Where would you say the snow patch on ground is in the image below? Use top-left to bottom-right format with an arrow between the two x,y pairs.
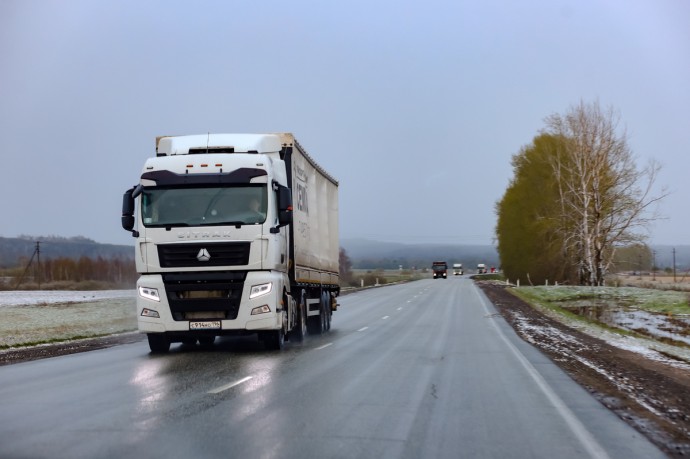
0,290 -> 135,307
514,314 -> 669,416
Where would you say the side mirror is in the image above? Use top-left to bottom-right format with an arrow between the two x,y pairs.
277,185 -> 293,226
121,187 -> 139,236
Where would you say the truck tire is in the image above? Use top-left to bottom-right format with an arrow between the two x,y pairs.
291,292 -> 307,342
325,293 -> 332,331
263,328 -> 284,350
147,333 -> 170,353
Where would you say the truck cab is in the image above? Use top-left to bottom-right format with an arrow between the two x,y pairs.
432,261 -> 448,279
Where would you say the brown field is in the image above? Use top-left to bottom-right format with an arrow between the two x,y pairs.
613,272 -> 690,290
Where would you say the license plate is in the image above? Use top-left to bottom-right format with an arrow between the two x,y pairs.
189,321 -> 221,330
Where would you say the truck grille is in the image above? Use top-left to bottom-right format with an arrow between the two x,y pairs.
157,242 -> 251,268
162,271 -> 246,321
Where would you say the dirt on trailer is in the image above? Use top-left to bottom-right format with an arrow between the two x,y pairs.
476,280 -> 690,457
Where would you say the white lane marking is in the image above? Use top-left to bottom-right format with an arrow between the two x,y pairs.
358,327 -> 369,332
397,307 -> 403,311
473,287 -> 611,459
382,316 -> 390,320
315,343 -> 333,350
208,376 -> 253,394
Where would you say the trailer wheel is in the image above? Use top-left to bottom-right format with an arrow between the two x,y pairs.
319,292 -> 329,332
147,334 -> 170,353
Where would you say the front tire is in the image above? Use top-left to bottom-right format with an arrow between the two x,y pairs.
263,328 -> 285,350
147,334 -> 170,353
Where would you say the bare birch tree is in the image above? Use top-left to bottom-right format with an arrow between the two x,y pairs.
544,100 -> 665,285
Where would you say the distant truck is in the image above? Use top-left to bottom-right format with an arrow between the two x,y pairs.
453,263 -> 463,275
432,261 -> 448,279
477,263 -> 487,274
121,133 -> 339,352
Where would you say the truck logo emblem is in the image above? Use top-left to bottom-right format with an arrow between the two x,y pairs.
196,248 -> 211,261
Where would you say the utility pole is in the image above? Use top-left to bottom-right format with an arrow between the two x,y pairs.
652,250 -> 656,281
673,247 -> 677,283
35,241 -> 41,289
638,253 -> 642,280
14,241 -> 41,289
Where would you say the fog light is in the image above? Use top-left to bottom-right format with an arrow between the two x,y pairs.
141,308 -> 160,318
251,305 -> 271,315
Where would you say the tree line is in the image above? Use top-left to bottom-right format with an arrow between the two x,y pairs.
495,100 -> 665,286
0,256 -> 138,290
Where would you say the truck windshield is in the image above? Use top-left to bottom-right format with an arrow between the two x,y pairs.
141,185 -> 267,227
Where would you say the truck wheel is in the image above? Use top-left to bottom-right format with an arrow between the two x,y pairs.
147,334 -> 170,353
263,329 -> 284,350
291,293 -> 307,342
325,293 -> 332,331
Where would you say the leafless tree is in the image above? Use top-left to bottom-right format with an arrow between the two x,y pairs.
544,100 -> 666,286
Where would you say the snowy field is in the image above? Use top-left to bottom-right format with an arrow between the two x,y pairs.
0,290 -> 137,348
0,290 -> 136,307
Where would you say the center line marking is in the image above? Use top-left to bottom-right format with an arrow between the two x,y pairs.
358,327 -> 369,331
382,316 -> 390,320
208,376 -> 253,394
315,343 -> 333,350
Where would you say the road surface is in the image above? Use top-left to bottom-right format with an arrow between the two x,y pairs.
0,278 -> 665,458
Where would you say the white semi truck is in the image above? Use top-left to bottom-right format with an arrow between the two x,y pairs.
121,133 -> 339,352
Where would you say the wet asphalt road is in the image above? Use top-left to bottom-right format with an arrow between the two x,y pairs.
0,278 -> 666,459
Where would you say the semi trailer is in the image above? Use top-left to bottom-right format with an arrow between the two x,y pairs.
121,133 -> 339,352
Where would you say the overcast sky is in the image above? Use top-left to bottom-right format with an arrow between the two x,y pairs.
1,0 -> 688,248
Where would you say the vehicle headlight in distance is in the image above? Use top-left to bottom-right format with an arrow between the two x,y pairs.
139,286 -> 160,302
249,282 -> 272,299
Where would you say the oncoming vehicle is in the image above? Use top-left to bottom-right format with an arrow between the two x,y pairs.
432,261 -> 448,279
121,133 -> 340,353
453,263 -> 463,275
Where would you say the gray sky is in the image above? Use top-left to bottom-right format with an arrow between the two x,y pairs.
1,0 -> 688,247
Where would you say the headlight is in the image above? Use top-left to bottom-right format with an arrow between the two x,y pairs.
138,286 -> 160,302
249,282 -> 272,299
